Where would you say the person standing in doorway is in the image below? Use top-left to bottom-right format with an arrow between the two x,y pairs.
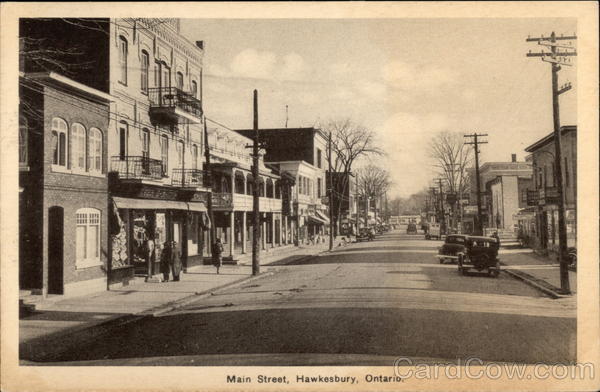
212,238 -> 224,274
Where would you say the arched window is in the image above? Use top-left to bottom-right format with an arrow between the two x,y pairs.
76,208 -> 101,268
118,36 -> 128,85
51,117 -> 68,167
71,123 -> 86,171
88,127 -> 103,173
266,178 -> 274,198
176,72 -> 184,90
192,144 -> 198,170
191,80 -> 198,97
140,50 -> 149,93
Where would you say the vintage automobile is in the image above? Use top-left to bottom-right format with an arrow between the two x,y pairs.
458,236 -> 501,277
406,223 -> 418,234
425,223 -> 441,240
435,234 -> 469,264
356,227 -> 375,242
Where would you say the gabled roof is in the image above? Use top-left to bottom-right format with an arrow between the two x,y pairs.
525,126 -> 577,152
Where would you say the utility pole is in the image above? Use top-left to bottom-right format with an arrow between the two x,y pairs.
203,118 -> 216,253
436,178 -> 446,234
328,132 -> 334,251
527,31 -> 577,294
464,133 -> 488,235
246,90 -> 264,276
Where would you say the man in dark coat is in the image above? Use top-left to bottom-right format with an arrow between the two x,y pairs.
212,238 -> 224,274
171,241 -> 182,281
160,241 -> 172,282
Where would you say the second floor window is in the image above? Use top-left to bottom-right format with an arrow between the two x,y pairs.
192,144 -> 198,170
71,123 -> 86,171
191,80 -> 198,97
564,157 -> 569,187
177,140 -> 184,168
119,123 -> 128,160
88,127 -> 102,173
142,129 -> 150,158
318,178 -> 322,198
176,72 -> 184,90
141,50 -> 149,93
161,135 -> 169,175
118,36 -> 128,85
317,149 -> 322,168
52,117 -> 68,166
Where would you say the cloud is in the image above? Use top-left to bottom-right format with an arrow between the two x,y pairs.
211,49 -> 309,82
356,80 -> 387,100
382,60 -> 457,92
230,48 -> 277,79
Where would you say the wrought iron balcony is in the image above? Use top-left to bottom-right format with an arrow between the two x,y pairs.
148,87 -> 203,124
171,168 -> 207,188
110,156 -> 164,181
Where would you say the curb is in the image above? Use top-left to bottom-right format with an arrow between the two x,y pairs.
148,271 -> 275,317
20,271 -> 274,363
501,269 -> 569,299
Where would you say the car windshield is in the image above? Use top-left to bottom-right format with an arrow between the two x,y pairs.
446,236 -> 465,244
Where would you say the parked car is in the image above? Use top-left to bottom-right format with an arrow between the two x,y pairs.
435,234 -> 469,264
356,228 -> 374,242
458,236 -> 500,277
425,223 -> 441,240
406,223 -> 417,234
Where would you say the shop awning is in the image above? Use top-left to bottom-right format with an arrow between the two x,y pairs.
307,214 -> 327,225
315,210 -> 330,225
112,196 -> 206,212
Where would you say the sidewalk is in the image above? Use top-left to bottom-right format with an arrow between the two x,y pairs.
500,250 -> 577,297
19,240 -> 342,361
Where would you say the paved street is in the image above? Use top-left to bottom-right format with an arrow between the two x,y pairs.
30,230 -> 576,366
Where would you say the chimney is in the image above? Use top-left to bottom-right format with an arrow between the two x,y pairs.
511,154 -> 517,163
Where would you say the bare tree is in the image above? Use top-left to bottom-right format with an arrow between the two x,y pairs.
323,119 -> 383,234
355,165 -> 391,226
428,131 -> 473,231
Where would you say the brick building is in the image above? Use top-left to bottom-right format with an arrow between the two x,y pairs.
524,126 -> 577,254
20,18 -> 211,292
19,72 -> 113,296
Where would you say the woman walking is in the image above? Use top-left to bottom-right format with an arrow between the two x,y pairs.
212,238 -> 224,274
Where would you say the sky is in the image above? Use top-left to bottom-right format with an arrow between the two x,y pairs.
180,18 -> 577,198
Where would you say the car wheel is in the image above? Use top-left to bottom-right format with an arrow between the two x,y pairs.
439,258 -> 444,264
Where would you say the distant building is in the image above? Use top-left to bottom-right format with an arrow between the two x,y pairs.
524,126 -> 577,254
465,155 -> 532,234
235,127 -> 331,243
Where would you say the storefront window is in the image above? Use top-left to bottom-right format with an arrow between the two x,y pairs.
76,208 -> 101,268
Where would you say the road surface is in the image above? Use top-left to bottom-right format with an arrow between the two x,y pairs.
41,230 -> 576,365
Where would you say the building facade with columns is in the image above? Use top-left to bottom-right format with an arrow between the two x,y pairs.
206,125 -> 287,261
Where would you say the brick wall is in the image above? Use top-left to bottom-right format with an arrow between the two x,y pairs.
41,86 -> 109,290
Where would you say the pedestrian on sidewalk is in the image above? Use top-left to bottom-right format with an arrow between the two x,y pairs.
171,241 -> 182,281
212,238 -> 224,274
160,241 -> 172,282
145,235 -> 155,282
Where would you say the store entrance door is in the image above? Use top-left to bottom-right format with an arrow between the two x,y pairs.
48,206 -> 64,294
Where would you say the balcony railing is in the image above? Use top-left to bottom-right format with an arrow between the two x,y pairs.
148,87 -> 203,118
110,156 -> 164,181
171,168 -> 207,188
